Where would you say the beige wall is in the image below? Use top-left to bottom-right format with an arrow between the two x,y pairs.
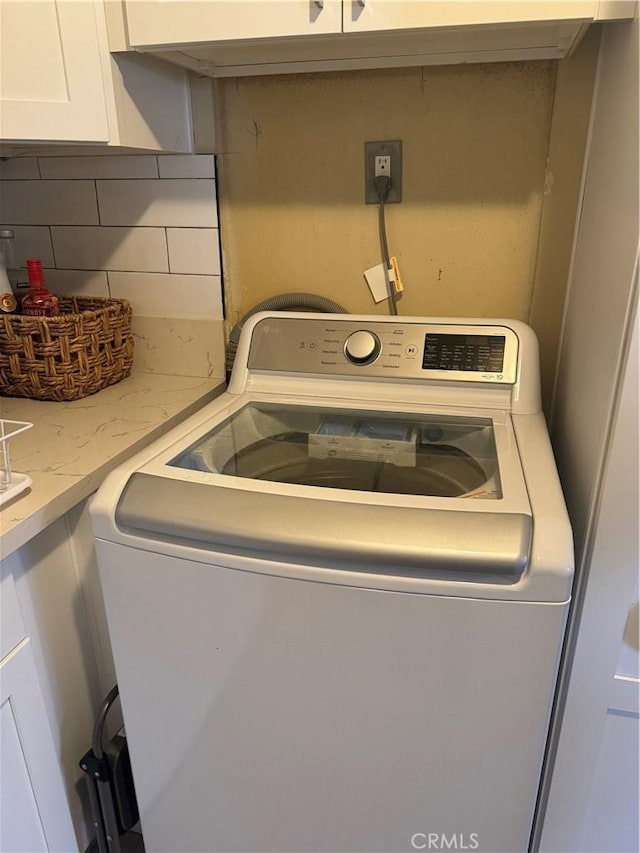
216,61 -> 556,316
216,43 -> 598,404
529,28 -> 600,411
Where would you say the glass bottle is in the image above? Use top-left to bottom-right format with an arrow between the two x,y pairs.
0,229 -> 30,298
0,253 -> 18,313
21,259 -> 60,317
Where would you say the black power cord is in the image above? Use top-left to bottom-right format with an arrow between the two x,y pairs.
374,174 -> 398,316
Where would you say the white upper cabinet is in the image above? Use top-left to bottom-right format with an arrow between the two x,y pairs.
114,0 -> 637,78
124,0 -> 343,47
0,0 -> 209,151
341,1 -> 619,33
0,0 -> 110,143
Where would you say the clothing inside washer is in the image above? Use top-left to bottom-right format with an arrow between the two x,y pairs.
169,402 -> 503,499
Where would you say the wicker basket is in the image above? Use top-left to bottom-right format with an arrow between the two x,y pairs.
0,297 -> 134,402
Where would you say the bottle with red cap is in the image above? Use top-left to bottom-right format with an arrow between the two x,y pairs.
21,260 -> 60,317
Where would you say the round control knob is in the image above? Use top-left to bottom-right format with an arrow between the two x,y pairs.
344,330 -> 381,365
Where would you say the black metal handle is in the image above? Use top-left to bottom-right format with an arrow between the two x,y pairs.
92,684 -> 120,760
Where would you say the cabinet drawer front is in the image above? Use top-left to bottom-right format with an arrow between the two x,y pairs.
0,569 -> 26,660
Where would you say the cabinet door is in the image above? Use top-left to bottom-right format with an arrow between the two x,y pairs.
124,0 -> 342,47
0,0 -> 109,142
342,1 -> 597,33
0,640 -> 78,853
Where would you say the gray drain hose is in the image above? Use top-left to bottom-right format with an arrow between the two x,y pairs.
225,292 -> 348,375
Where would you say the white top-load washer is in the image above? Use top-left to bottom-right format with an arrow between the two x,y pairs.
90,313 -> 573,853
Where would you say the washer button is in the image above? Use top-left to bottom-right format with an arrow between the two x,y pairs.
344,330 -> 381,364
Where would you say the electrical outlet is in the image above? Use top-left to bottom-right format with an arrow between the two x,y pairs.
365,140 -> 402,204
375,155 -> 391,177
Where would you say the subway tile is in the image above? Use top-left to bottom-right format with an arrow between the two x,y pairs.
108,271 -> 223,319
0,180 -> 98,225
51,226 -> 168,273
0,158 -> 40,179
44,269 -> 110,298
97,179 -> 218,227
0,225 -> 54,267
157,155 -> 215,179
167,228 -> 221,275
38,155 -> 158,180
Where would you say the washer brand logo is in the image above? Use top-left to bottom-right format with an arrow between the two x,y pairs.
410,833 -> 480,850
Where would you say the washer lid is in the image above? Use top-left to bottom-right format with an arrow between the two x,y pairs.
114,400 -> 532,579
168,402 -> 503,500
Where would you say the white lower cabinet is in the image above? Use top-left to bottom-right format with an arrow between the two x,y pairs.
2,499 -> 119,852
1,645 -> 47,853
0,573 -> 77,853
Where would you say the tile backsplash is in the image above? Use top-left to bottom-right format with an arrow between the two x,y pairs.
0,154 -> 223,322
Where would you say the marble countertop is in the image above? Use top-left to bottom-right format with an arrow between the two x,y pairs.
0,371 -> 226,559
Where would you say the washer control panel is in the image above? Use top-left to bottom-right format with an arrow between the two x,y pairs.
423,333 -> 506,373
248,318 -> 519,383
